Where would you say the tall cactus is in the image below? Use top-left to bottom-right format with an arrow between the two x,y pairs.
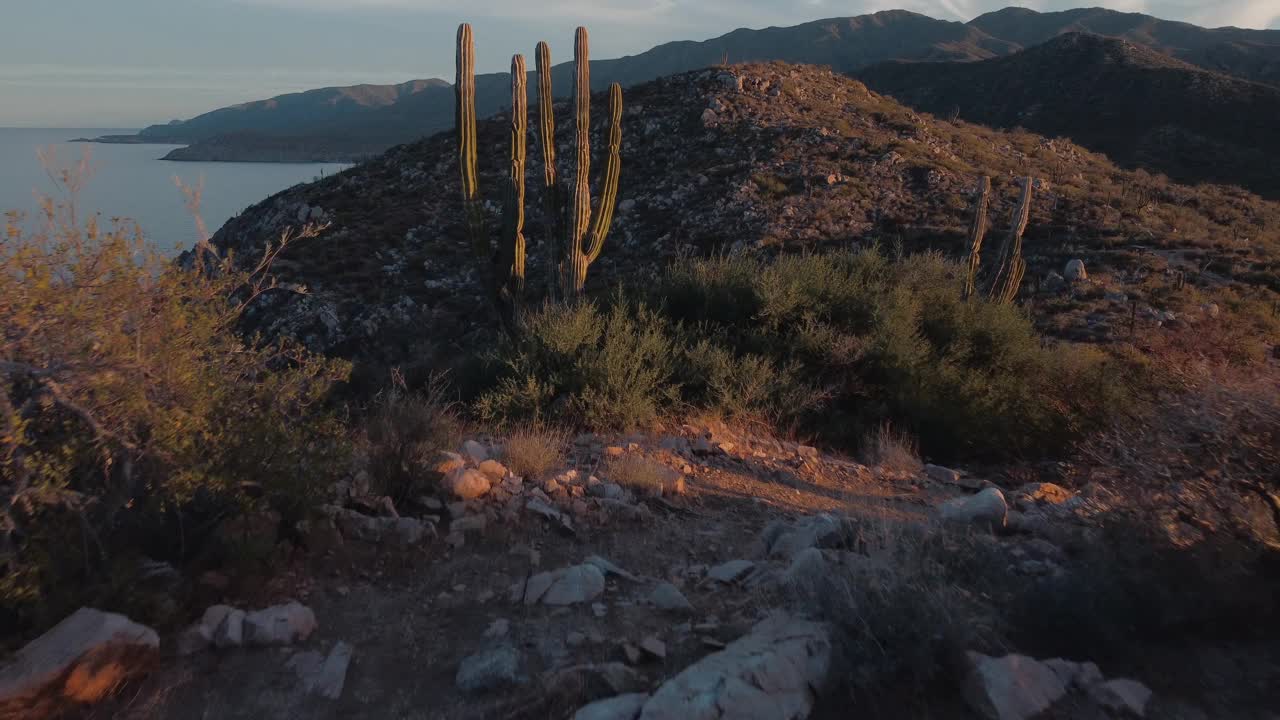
535,41 -> 563,301
455,25 -> 529,328
540,27 -> 623,298
990,177 -> 1033,305
962,175 -> 991,301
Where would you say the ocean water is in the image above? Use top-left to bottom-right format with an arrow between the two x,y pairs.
0,128 -> 350,256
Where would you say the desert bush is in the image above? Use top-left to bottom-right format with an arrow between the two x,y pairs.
501,423 -> 567,479
603,454 -> 676,497
475,295 -> 678,430
1,185 -> 351,639
657,247 -> 1129,460
860,423 -> 923,475
363,374 -> 461,505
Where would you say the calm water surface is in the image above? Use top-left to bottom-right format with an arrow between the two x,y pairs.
0,128 -> 350,255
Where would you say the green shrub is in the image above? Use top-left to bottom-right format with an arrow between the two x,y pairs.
475,295 -> 677,430
1,197 -> 350,640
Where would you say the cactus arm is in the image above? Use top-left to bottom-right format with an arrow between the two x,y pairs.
455,23 -> 487,257
962,175 -> 991,301
535,41 -> 562,299
583,82 -> 622,268
566,26 -> 593,297
497,54 -> 528,307
991,177 -> 1033,304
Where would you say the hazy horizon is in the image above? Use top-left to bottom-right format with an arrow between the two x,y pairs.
4,1 -> 1279,128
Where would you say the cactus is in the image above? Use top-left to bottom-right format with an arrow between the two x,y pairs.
455,25 -> 529,328
535,41 -> 562,301
990,177 -> 1033,305
962,176 -> 991,301
539,27 -> 623,298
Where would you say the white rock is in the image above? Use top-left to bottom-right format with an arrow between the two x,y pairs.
755,514 -> 846,560
289,642 -> 354,700
541,564 -> 607,605
963,652 -> 1067,720
0,608 -> 159,707
574,693 -> 651,720
637,614 -> 832,720
585,555 -> 640,582
940,488 -> 1008,529
243,601 -> 317,646
1064,259 -> 1088,282
781,547 -> 828,591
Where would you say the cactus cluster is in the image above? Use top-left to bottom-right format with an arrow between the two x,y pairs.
962,176 -> 1033,305
455,23 -> 623,328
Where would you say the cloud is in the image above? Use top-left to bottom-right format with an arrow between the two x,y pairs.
225,0 -> 1280,28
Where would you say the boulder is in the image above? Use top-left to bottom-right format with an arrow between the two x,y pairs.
1014,482 -> 1072,507
963,652 -> 1067,720
637,614 -> 832,719
522,564 -> 607,605
1089,678 -> 1152,717
545,662 -> 645,704
477,459 -> 508,480
461,440 -> 490,464
574,693 -> 650,720
781,547 -> 829,591
0,608 -> 159,712
288,642 -> 354,700
754,514 -> 848,560
446,468 -> 491,500
434,451 -> 466,475
706,560 -> 755,584
213,608 -> 246,648
456,645 -> 522,693
585,555 -> 641,582
588,482 -> 628,501
1064,259 -> 1088,282
243,601 -> 317,646
649,583 -> 694,613
940,488 -> 1008,529
924,464 -> 961,484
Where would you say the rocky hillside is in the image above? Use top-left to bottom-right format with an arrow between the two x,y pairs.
206,62 -> 1280,376
970,6 -> 1280,87
859,33 -> 1280,198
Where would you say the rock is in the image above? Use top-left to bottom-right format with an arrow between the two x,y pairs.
963,652 -> 1067,720
639,637 -> 666,660
588,482 -> 628,501
574,693 -> 650,720
545,662 -> 644,701
484,619 -> 511,639
461,440 -> 490,464
0,608 -> 159,710
434,451 -> 466,475
175,623 -> 213,656
456,646 -> 522,693
924,463 -> 960,484
390,517 -> 432,546
636,614 -> 831,720
213,608 -> 246,648
649,583 -> 694,612
1201,302 -> 1221,319
706,560 -> 755,584
523,564 -> 607,605
1064,259 -> 1088,282
940,488 -> 1008,529
701,108 -> 719,126
755,514 -> 848,560
242,601 -> 317,646
1014,482 -> 1072,507
445,468 -> 491,500
289,642 -> 354,700
781,547 -> 829,590
796,445 -> 820,459
477,459 -> 508,480
585,555 -> 641,582
1043,658 -> 1103,690
452,515 -> 487,534
1089,678 -> 1152,717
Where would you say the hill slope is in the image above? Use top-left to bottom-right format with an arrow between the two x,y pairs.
203,62 -> 1280,375
858,33 -> 1280,198
969,6 -> 1280,87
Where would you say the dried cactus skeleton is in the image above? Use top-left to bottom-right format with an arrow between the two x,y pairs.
962,175 -> 991,301
455,23 -> 623,328
987,176 -> 1034,305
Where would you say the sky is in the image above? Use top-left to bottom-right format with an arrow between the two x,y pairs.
3,0 -> 1279,128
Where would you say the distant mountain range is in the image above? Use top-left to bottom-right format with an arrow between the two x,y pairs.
83,5 -> 1280,187
860,32 -> 1280,197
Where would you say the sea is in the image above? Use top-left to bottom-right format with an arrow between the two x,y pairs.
0,128 -> 350,256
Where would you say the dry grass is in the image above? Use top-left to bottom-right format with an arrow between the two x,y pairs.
604,454 -> 681,497
860,423 -> 924,476
501,424 -> 568,479
365,375 -> 463,503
